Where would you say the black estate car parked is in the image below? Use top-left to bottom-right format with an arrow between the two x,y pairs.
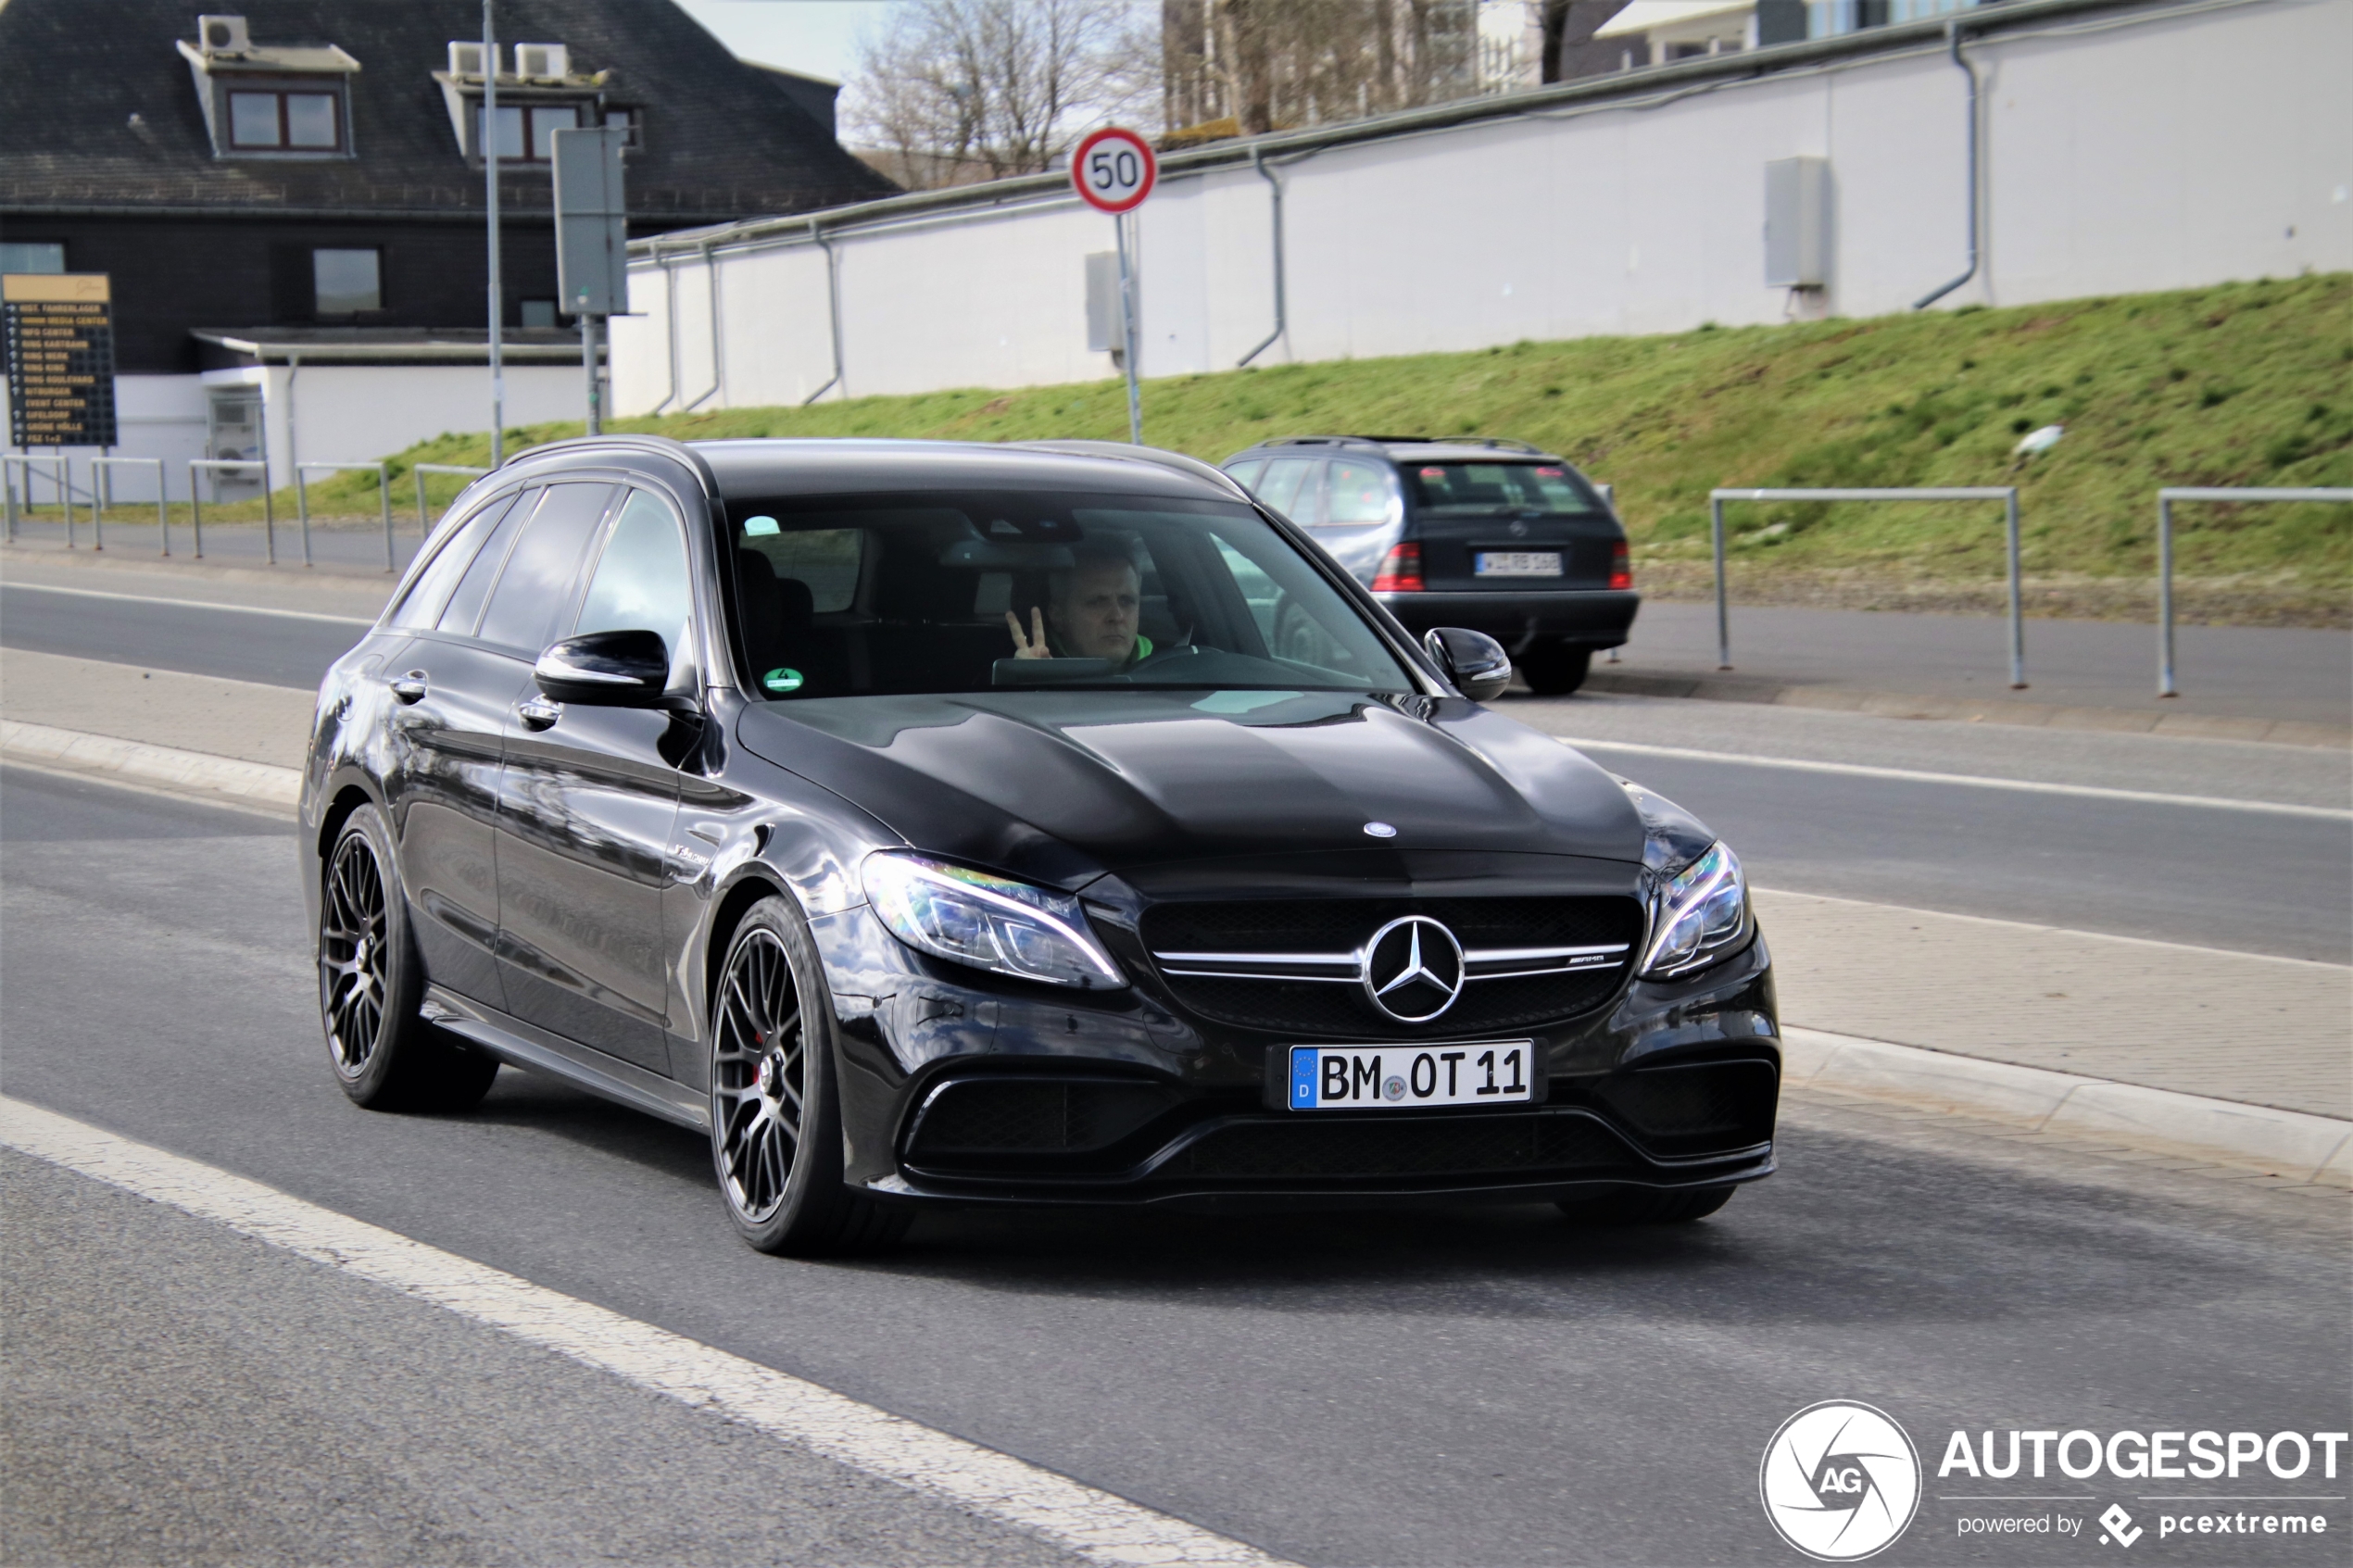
1220,436 -> 1639,695
302,436 -> 1774,1255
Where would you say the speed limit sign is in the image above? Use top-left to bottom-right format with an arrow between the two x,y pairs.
1071,127 -> 1156,214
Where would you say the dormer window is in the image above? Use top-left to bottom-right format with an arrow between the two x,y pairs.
179,14 -> 359,159
435,39 -> 618,165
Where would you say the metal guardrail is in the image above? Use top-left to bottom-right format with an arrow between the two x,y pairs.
3,454 -> 71,544
295,460 -> 396,571
90,456 -> 169,556
1710,486 -> 2027,688
2155,487 -> 2353,697
413,463 -> 491,534
187,459 -> 275,561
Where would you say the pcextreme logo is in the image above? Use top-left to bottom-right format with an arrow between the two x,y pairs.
1761,1401 -> 1924,1562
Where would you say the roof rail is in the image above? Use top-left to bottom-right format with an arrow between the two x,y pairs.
1257,434 -> 1397,450
1257,433 -> 1552,455
506,433 -> 720,494
1007,439 -> 1252,499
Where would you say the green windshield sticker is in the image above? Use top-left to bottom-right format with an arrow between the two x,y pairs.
761,667 -> 804,694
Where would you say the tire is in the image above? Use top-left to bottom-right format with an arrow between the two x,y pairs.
1517,643 -> 1592,696
709,896 -> 911,1256
1556,1185 -> 1734,1226
318,804 -> 500,1113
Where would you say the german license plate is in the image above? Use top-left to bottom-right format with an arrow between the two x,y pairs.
1475,550 -> 1562,577
1288,1042 -> 1535,1110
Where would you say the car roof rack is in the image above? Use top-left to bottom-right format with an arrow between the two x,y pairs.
1254,433 -> 1552,456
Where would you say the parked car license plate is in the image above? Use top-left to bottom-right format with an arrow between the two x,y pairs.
1474,550 -> 1562,577
1288,1042 -> 1534,1110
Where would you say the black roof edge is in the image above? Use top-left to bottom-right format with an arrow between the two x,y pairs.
633,0 -> 2166,258
505,433 -> 718,495
1006,439 -> 1252,499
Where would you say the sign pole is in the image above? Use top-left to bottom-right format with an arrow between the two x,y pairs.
484,0 -> 504,469
1069,126 -> 1156,447
1115,214 -> 1141,445
583,314 -> 601,435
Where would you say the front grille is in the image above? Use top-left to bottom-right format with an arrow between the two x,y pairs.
1161,1110 -> 1631,1180
1591,1060 -> 1779,1157
908,1076 -> 1180,1163
1141,896 -> 1642,1038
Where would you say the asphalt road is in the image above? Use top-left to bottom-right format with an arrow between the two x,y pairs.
4,581 -> 2344,960
3,767 -> 2347,1566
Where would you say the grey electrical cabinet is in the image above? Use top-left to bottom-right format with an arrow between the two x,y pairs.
1764,157 -> 1830,289
1084,252 -> 1126,353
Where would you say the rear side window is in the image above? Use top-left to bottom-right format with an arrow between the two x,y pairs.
435,487 -> 535,635
476,482 -> 618,653
1253,457 -> 1321,523
389,491 -> 522,630
1223,458 -> 1266,490
573,489 -> 693,664
1323,458 -> 1400,526
1410,462 -> 1599,516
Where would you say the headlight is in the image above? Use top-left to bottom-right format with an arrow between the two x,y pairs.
862,852 -> 1126,990
1640,842 -> 1750,979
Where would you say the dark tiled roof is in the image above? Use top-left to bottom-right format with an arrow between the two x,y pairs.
0,0 -> 895,222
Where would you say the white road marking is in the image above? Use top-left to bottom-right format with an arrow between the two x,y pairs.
1556,735 -> 2352,822
0,1097 -> 1294,1568
0,580 -> 376,626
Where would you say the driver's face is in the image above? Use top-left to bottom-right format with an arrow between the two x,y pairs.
1052,563 -> 1141,659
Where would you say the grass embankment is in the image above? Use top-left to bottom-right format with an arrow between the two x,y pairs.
212,274 -> 2353,624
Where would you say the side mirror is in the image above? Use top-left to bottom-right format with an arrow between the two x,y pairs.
1424,627 -> 1513,703
534,630 -> 670,708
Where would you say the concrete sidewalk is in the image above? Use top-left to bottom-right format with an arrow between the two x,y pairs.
1587,599 -> 2352,746
4,647 -> 2344,1183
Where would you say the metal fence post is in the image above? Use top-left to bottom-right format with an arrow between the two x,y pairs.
65,458 -> 78,549
295,464 -> 312,566
2158,493 -> 2176,698
1711,495 -> 1730,670
2004,486 -> 2025,688
90,458 -> 104,550
263,468 -> 275,565
188,461 -> 204,558
156,458 -> 170,556
379,462 -> 395,571
3,456 -> 19,542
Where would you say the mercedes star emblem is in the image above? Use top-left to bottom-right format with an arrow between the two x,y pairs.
1360,915 -> 1466,1023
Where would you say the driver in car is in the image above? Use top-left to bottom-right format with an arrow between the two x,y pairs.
1005,542 -> 1155,670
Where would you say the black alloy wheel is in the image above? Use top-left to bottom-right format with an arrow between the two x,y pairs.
708,896 -> 910,1255
318,805 -> 500,1112
1517,642 -> 1592,696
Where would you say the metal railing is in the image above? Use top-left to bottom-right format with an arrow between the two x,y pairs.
2155,487 -> 2353,697
1710,486 -> 2026,687
413,464 -> 491,534
295,460 -> 396,571
90,456 -> 169,555
3,454 -> 71,543
187,459 -> 275,561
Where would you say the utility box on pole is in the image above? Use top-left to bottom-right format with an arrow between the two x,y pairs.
552,125 -> 628,433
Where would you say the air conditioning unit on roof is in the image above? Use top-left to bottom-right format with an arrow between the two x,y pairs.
197,14 -> 251,55
514,43 -> 570,80
448,40 -> 498,78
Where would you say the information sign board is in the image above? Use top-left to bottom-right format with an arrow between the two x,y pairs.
4,272 -> 118,448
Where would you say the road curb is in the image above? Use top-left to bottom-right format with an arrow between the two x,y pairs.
1781,1025 -> 2353,1186
1578,669 -> 2351,751
0,719 -> 301,814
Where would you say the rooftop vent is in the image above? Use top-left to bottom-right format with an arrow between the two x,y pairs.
447,40 -> 497,78
197,14 -> 250,55
514,43 -> 570,80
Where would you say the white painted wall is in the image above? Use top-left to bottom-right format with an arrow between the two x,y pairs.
615,0 -> 2352,419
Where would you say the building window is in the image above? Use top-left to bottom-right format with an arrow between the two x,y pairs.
313,248 -> 382,315
520,299 -> 558,328
478,102 -> 583,162
0,242 -> 66,273
603,107 -> 641,147
228,89 -> 343,150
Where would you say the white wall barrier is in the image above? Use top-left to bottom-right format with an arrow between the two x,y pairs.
615,0 -> 2351,421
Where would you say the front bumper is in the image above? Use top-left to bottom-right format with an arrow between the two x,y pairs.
1374,589 -> 1641,651
820,902 -> 1779,1210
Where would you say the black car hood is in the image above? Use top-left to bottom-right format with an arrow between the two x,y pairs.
736,689 -> 1645,891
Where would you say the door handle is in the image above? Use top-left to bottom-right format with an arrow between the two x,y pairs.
388,671 -> 428,703
516,696 -> 561,730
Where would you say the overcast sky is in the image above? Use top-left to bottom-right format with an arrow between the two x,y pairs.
670,0 -> 900,82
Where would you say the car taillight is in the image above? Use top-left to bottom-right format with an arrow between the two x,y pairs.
1609,541 -> 1632,592
1372,542 -> 1424,593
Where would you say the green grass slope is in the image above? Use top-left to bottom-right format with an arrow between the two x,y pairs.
347,273 -> 2351,624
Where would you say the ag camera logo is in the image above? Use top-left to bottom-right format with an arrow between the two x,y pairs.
1761,1401 -> 1923,1561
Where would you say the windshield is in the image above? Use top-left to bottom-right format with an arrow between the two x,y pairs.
1409,461 -> 1602,516
723,490 -> 1416,699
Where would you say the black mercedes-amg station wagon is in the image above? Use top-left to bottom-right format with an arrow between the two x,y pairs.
301,436 -> 1777,1254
